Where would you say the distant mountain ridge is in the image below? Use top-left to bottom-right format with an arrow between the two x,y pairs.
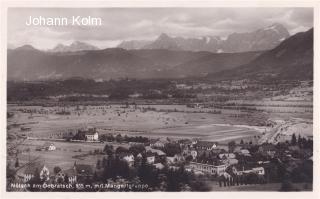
7,47 -> 261,81
50,41 -> 100,52
7,27 -> 312,82
207,28 -> 313,80
117,23 -> 290,53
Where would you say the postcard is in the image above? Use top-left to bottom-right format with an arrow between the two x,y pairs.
1,1 -> 319,198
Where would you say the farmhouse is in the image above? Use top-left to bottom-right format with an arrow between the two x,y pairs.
188,161 -> 227,176
23,161 -> 50,182
43,142 -> 56,151
85,127 -> 99,141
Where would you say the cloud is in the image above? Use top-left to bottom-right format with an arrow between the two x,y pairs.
8,7 -> 313,49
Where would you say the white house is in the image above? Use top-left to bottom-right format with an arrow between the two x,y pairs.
85,132 -> 99,141
121,154 -> 135,167
41,142 -> 56,151
190,150 -> 198,159
154,163 -> 165,170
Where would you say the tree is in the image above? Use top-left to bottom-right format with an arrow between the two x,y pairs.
115,134 -> 123,143
164,143 -> 181,157
298,134 -> 302,147
53,166 -> 62,174
228,141 -> 236,152
64,174 -> 69,183
96,159 -> 101,170
103,144 -> 114,155
129,145 -> 146,157
15,158 -> 19,168
291,133 -> 297,145
185,155 -> 193,162
115,146 -> 128,154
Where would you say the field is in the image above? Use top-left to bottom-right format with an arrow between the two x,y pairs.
9,139 -> 126,176
7,104 -> 264,143
7,104 -> 265,173
7,102 -> 312,174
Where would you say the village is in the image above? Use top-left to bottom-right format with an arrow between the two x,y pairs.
7,125 -> 313,191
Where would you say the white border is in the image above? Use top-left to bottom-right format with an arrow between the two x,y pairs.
0,1 -> 319,199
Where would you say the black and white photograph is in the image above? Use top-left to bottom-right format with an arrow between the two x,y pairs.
3,3 -> 317,194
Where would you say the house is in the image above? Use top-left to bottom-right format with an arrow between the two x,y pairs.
137,153 -> 143,159
146,152 -> 155,164
231,165 -> 265,176
259,144 -> 276,157
166,157 -> 176,165
145,146 -> 166,156
222,158 -> 239,166
218,153 -> 236,159
190,150 -> 198,159
169,166 -> 180,170
239,149 -> 251,156
129,142 -> 145,147
119,153 -> 135,167
182,148 -> 197,159
23,161 -> 50,182
218,153 -> 238,166
42,142 -> 56,151
194,141 -> 218,151
252,167 -> 265,175
178,139 -> 193,148
85,127 -> 99,141
167,154 -> 185,165
189,161 -> 227,176
153,163 -> 165,170
150,140 -> 166,148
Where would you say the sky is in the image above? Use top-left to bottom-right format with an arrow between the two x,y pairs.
8,7 -> 313,50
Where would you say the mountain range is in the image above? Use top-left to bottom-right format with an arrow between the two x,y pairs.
49,41 -> 100,52
208,28 -> 313,80
7,27 -> 313,82
118,23 -> 290,53
7,45 -> 261,81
